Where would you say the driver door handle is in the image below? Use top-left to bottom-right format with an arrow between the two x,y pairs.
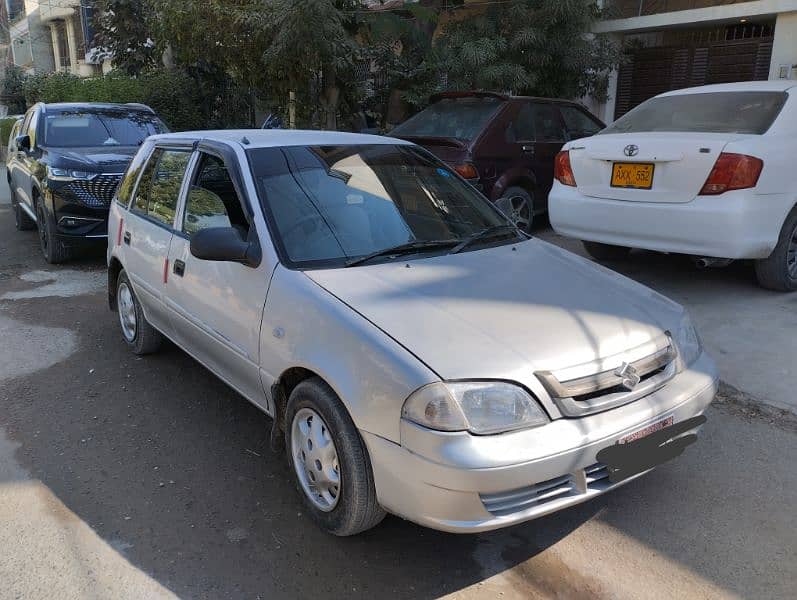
173,259 -> 186,277
123,231 -> 131,245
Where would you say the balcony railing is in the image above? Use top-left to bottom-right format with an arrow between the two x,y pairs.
605,0 -> 755,19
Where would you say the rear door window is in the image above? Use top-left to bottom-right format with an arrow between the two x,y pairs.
560,106 -> 603,139
131,148 -> 192,226
602,91 -> 788,135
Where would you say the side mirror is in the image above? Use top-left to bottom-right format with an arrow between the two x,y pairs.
189,226 -> 261,268
15,135 -> 30,153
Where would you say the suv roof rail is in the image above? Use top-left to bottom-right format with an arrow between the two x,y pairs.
125,102 -> 154,112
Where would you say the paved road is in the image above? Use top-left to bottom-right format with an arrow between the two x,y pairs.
1,188 -> 795,599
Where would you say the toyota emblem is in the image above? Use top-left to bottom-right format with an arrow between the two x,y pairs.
624,144 -> 639,157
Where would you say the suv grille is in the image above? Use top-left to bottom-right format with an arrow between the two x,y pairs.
60,174 -> 123,208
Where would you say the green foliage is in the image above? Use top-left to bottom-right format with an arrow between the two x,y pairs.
93,0 -> 160,75
0,117 -> 21,146
16,70 -> 232,131
428,0 -> 622,102
1,66 -> 29,114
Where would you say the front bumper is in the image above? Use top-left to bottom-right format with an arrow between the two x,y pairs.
548,184 -> 795,260
362,352 -> 717,533
48,187 -> 109,242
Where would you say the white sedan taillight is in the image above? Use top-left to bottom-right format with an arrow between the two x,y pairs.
554,151 -> 577,187
699,153 -> 763,195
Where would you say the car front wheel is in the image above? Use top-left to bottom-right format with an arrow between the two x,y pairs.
285,377 -> 385,536
755,208 -> 797,292
36,201 -> 71,263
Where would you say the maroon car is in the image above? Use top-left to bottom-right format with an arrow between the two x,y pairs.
390,91 -> 604,231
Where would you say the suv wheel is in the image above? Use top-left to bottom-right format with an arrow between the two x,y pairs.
497,186 -> 533,233
755,208 -> 797,292
285,377 -> 385,536
36,201 -> 71,263
116,270 -> 163,354
582,240 -> 631,262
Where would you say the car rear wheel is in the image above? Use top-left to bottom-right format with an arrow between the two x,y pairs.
497,187 -> 534,233
116,270 -> 163,354
285,377 -> 385,536
582,240 -> 631,262
36,201 -> 71,263
755,208 -> 797,292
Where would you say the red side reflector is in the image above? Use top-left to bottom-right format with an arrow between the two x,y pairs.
699,153 -> 763,195
554,151 -> 577,187
163,259 -> 169,284
116,218 -> 124,246
453,163 -> 478,179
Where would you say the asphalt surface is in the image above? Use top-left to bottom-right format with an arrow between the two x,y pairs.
1,190 -> 796,599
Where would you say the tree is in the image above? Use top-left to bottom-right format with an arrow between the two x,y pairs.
92,0 -> 159,75
428,0 -> 621,102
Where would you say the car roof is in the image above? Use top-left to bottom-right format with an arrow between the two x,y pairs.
40,102 -> 156,113
429,90 -> 581,105
147,129 -> 414,149
659,81 -> 796,97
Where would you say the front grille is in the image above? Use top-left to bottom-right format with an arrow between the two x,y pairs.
536,337 -> 678,417
480,462 -> 611,517
60,174 -> 123,208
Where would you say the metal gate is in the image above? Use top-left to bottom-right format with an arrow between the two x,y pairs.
614,36 -> 774,119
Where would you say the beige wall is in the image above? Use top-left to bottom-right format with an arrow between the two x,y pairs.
769,11 -> 797,79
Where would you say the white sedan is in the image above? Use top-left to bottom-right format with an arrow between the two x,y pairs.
549,81 -> 797,291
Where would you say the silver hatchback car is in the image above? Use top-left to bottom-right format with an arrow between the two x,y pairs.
108,130 -> 717,535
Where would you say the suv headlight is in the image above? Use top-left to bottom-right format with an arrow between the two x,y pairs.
674,312 -> 702,368
402,381 -> 549,435
47,166 -> 96,181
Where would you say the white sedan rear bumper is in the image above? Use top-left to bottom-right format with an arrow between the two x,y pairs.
549,184 -> 794,259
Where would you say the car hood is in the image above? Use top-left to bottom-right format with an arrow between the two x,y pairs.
305,240 -> 684,381
46,146 -> 139,173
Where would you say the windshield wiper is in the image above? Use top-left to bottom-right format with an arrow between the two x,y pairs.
449,224 -> 523,254
345,239 -> 458,267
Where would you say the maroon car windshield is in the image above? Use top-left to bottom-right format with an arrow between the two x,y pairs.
390,97 -> 504,141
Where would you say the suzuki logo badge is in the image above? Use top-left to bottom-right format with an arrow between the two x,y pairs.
615,362 -> 641,390
623,144 -> 639,157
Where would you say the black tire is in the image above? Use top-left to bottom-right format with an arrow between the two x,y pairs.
755,207 -> 797,292
498,186 -> 534,233
285,377 -> 385,536
12,189 -> 35,231
582,240 -> 631,262
36,200 -> 71,264
116,270 -> 163,354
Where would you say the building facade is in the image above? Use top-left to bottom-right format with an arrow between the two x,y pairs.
6,0 -> 101,76
588,0 -> 797,123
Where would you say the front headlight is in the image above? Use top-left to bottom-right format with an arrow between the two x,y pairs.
402,381 -> 549,435
674,312 -> 702,368
47,166 -> 97,181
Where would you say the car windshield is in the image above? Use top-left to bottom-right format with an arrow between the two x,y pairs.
602,91 -> 788,135
247,144 -> 518,268
390,97 -> 504,140
44,109 -> 169,147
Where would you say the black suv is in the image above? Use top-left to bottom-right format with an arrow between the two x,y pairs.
7,102 -> 168,263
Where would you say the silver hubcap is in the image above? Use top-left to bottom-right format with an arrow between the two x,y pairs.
118,282 -> 137,342
788,224 -> 797,278
291,408 -> 340,512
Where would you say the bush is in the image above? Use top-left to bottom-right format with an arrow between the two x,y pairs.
0,116 -> 21,147
16,69 -> 249,131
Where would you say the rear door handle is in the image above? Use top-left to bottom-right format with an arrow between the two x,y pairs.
173,259 -> 185,277
123,231 -> 131,245
521,145 -> 535,155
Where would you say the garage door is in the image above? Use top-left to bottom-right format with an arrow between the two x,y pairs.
614,37 -> 774,119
